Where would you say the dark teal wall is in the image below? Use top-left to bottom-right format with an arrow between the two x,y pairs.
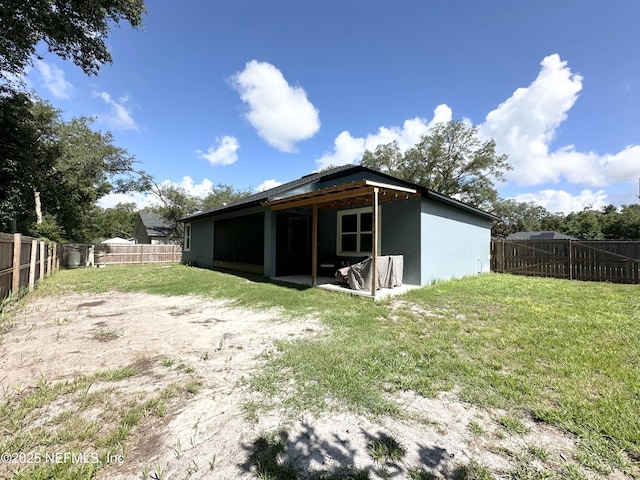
381,198 -> 421,285
182,217 -> 214,268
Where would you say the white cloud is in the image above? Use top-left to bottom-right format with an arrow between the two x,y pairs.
256,179 -> 283,192
97,191 -> 155,210
94,91 -> 139,131
513,189 -> 608,214
35,60 -> 73,99
316,105 -> 452,169
230,60 -> 320,152
159,176 -> 214,198
197,135 -> 239,166
480,54 -> 640,187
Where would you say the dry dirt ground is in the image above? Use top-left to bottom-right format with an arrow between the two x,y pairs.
0,292 -> 628,479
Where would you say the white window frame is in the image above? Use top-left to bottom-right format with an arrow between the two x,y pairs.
336,207 -> 380,256
184,223 -> 191,251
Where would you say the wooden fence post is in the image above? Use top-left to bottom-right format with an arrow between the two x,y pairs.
46,243 -> 53,276
39,241 -> 45,280
52,243 -> 58,272
12,233 -> 21,294
28,239 -> 37,291
568,240 -> 573,280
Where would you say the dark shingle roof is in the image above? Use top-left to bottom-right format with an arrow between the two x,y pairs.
139,211 -> 174,237
180,164 -> 499,222
181,165 -> 357,221
506,231 -> 577,240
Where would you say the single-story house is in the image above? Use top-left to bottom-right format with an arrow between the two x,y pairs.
180,165 -> 498,292
506,231 -> 577,240
133,211 -> 175,244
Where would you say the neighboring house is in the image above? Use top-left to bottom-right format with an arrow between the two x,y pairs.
506,231 -> 577,240
180,165 -> 498,287
133,211 -> 175,244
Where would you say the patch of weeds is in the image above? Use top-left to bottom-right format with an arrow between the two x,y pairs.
140,464 -> 151,479
186,459 -> 199,474
452,460 -> 495,480
95,366 -> 138,380
200,351 -> 209,361
469,420 -> 485,437
408,467 -> 437,479
185,377 -> 203,395
92,327 -> 119,342
151,463 -> 165,480
243,401 -> 261,423
172,439 -> 182,459
367,433 -> 405,465
498,415 -> 529,436
161,357 -> 175,368
177,363 -> 196,374
247,431 -> 300,480
559,463 -> 588,480
508,461 -> 557,479
526,445 -> 548,461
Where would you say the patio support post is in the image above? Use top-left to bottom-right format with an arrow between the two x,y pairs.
371,187 -> 379,296
312,202 -> 318,286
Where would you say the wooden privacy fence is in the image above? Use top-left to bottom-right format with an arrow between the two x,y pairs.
491,239 -> 640,284
62,243 -> 182,266
0,233 -> 61,300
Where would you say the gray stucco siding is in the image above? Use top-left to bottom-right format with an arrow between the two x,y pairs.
420,199 -> 492,284
380,198 -> 421,285
182,217 -> 214,268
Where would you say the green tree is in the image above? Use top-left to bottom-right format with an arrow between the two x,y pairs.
0,98 -> 142,241
90,202 -> 138,242
491,199 -> 550,237
202,183 -> 252,210
563,209 -> 604,240
362,121 -> 511,209
0,0 -> 146,82
0,91 -> 60,232
600,204 -> 640,240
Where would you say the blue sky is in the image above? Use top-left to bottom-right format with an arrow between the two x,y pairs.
25,0 -> 640,213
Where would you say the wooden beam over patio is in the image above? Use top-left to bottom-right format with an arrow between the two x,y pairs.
263,179 -> 418,211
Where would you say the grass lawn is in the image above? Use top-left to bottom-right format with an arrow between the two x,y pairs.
3,264 -> 640,478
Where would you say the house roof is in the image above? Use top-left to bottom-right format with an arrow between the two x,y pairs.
138,211 -> 174,237
506,231 -> 577,240
101,237 -> 134,244
180,165 -> 499,222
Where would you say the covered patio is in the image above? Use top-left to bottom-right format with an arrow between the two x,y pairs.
264,179 -> 420,298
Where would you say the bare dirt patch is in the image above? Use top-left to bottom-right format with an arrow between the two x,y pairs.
1,292 -> 626,479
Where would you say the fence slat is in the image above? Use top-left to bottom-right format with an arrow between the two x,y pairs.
29,239 -> 37,291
